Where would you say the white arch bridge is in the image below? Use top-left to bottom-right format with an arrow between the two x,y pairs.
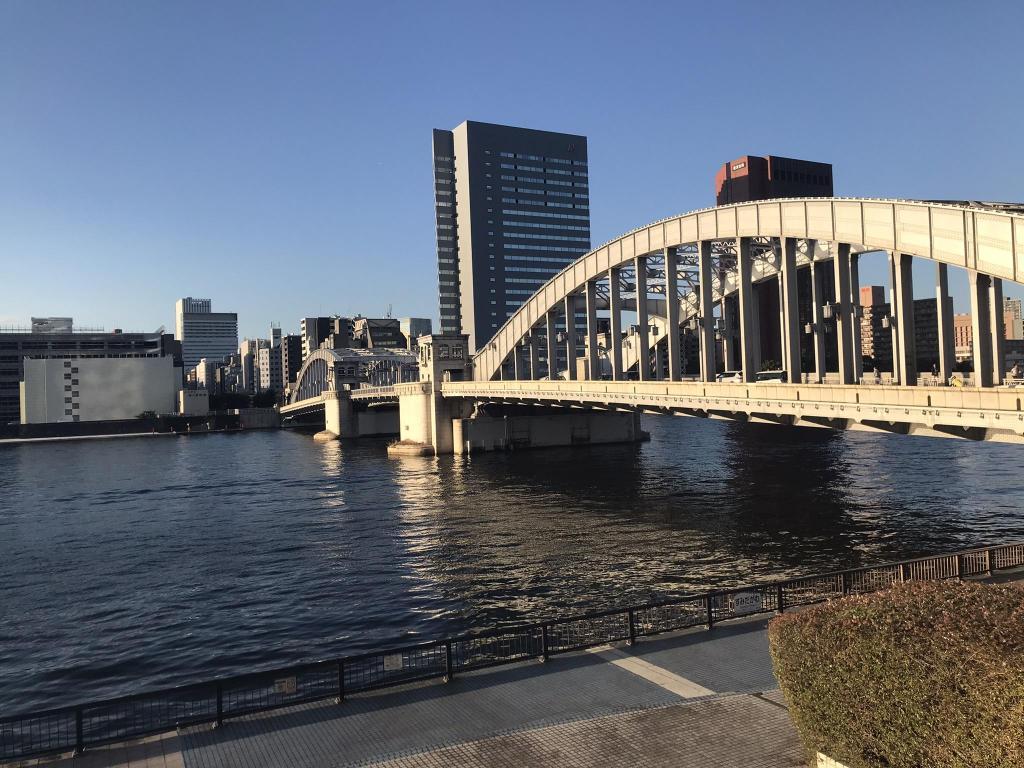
287,198 -> 1024,451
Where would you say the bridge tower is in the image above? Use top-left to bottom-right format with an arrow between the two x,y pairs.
388,334 -> 473,456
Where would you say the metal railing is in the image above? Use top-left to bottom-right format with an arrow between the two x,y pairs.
2,541 -> 1022,761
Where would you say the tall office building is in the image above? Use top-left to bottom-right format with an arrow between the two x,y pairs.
433,120 -> 591,351
174,298 -> 238,372
1004,297 -> 1023,340
257,344 -> 283,393
300,316 -> 354,360
715,155 -> 833,206
280,334 -> 303,389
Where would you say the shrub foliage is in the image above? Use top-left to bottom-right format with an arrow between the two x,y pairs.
768,580 -> 1024,767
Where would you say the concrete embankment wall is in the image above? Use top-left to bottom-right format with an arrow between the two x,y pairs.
453,410 -> 644,454
356,409 -> 399,436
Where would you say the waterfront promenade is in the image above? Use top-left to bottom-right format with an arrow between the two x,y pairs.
5,614 -> 804,767
6,564 -> 1023,768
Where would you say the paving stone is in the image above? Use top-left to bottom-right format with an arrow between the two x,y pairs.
363,694 -> 805,768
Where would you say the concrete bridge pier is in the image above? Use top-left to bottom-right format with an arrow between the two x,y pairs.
452,407 -> 645,454
388,334 -> 649,457
389,380 -> 473,456
315,389 -> 356,441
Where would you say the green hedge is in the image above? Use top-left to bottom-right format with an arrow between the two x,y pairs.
768,580 -> 1024,767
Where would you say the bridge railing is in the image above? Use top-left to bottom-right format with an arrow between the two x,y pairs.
441,379 -> 1024,413
349,385 -> 399,399
2,541 -> 1023,761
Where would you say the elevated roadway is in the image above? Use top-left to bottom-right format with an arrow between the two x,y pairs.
441,380 -> 1024,443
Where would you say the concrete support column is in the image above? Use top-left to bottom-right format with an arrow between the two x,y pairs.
665,247 -> 681,381
749,280 -> 762,373
810,258 -> 827,383
585,280 -> 600,380
564,295 -> 577,380
893,251 -> 917,386
609,267 -> 624,381
779,237 -> 801,384
777,276 -> 787,373
545,311 -> 558,380
850,253 -> 863,382
888,254 -> 901,384
969,270 -> 993,387
512,345 -> 524,380
322,389 -> 355,439
736,237 -> 756,382
634,256 -> 651,381
936,263 -> 954,383
527,334 -> 540,381
697,241 -> 717,382
720,297 -> 732,371
833,243 -> 855,385
990,276 -> 1005,385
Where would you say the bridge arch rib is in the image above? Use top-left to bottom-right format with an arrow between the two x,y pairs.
473,198 -> 1024,383
291,348 -> 336,403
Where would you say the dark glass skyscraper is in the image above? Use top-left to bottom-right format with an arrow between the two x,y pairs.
432,121 -> 590,352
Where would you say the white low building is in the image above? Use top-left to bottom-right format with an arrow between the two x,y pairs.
20,356 -> 179,424
178,388 -> 209,416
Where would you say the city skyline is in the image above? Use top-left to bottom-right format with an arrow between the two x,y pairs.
3,1 -> 1024,338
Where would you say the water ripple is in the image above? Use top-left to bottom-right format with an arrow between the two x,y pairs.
0,421 -> 1022,712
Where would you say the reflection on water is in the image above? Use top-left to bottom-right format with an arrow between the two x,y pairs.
0,416 -> 1022,711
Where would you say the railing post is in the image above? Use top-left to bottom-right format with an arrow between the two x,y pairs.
444,640 -> 454,683
74,707 -> 84,755
776,584 -> 785,614
215,682 -> 223,728
986,548 -> 994,576
337,660 -> 345,703
627,609 -> 636,646
541,624 -> 550,662
841,572 -> 850,595
706,594 -> 715,629
898,563 -> 907,583
954,554 -> 963,581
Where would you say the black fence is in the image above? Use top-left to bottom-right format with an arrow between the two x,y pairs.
2,541 -> 1022,761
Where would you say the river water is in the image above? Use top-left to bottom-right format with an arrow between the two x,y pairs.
1,417 -> 1022,712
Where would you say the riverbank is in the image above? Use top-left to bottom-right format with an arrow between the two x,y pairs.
3,420 -> 1023,717
0,431 -> 171,445
12,564 -> 1023,767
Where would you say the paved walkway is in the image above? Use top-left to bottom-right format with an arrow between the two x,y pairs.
177,615 -> 800,767
3,616 -> 805,767
366,693 -> 802,768
5,733 -> 183,768
11,570 -> 1023,767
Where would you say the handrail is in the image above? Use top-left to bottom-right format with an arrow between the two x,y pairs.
2,540 -> 1022,760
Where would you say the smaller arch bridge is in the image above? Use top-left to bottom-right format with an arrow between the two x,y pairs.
290,348 -> 417,405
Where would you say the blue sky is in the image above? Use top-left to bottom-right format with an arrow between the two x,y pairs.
2,0 -> 1022,338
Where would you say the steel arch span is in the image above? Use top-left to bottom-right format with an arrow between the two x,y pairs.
473,198 -> 1024,383
290,348 -> 417,404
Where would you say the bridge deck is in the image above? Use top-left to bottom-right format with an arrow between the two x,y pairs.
442,379 -> 1024,441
